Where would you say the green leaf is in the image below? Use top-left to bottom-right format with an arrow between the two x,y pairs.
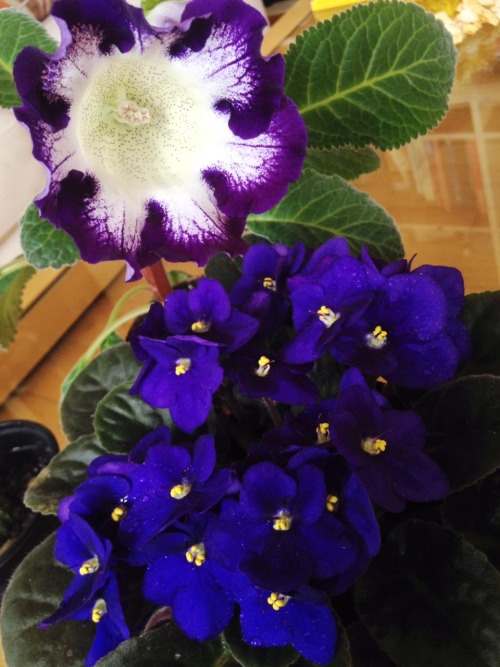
60,343 -> 141,442
355,520 -> 500,667
94,382 -> 173,454
416,375 -> 500,491
310,353 -> 345,401
20,204 -> 80,270
347,622 -> 396,666
0,264 -> 36,349
222,613 -> 298,667
142,0 -> 172,14
442,472 -> 500,569
205,253 -> 243,293
459,291 -> 500,377
0,533 -> 94,667
247,170 -> 403,262
100,331 -> 122,352
0,9 -> 57,108
304,146 -> 380,180
285,0 -> 456,150
24,433 -> 107,515
95,623 -> 223,666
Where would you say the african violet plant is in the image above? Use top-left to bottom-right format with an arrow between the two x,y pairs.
1,0 -> 500,665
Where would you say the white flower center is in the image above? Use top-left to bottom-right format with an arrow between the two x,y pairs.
74,46 -> 213,190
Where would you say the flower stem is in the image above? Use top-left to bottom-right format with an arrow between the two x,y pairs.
142,261 -> 172,302
107,285 -> 152,327
84,304 -> 151,362
0,255 -> 30,278
262,397 -> 282,427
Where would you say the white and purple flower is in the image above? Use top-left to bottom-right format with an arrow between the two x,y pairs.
14,0 -> 307,278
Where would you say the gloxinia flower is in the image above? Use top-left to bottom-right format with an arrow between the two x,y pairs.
130,336 -> 223,432
13,0 -> 307,278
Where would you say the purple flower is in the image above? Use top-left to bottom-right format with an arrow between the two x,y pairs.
130,336 -> 223,432
143,515 -> 236,641
329,368 -> 449,512
236,585 -> 336,664
164,278 -> 259,352
14,0 -> 306,278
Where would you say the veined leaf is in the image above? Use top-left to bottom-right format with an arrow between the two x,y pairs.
20,204 -> 80,269
0,9 -> 56,108
285,0 -> 456,150
247,169 -> 404,262
304,146 -> 380,180
0,265 -> 36,349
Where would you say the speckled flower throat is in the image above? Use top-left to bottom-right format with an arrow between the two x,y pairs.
76,49 -> 212,188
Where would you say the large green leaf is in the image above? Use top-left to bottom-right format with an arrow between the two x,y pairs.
0,534 -> 94,667
205,253 -> 243,293
355,520 -> 500,667
20,204 -> 80,269
60,343 -> 141,442
0,9 -> 57,108
347,622 -> 396,666
96,623 -> 223,666
94,382 -> 173,453
24,433 -> 107,515
416,375 -> 500,491
285,0 -> 456,150
247,170 -> 403,262
459,291 -> 500,377
0,265 -> 36,349
442,472 -> 500,569
304,146 -> 380,180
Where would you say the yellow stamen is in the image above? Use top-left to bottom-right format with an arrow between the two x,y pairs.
316,422 -> 330,444
170,481 -> 192,499
111,505 -> 126,522
362,437 -> 387,456
263,276 -> 276,291
92,599 -> 107,623
326,494 -> 339,512
255,355 -> 272,378
267,592 -> 290,611
79,556 -> 99,576
273,510 -> 292,531
317,305 -> 340,328
366,325 -> 388,349
191,320 -> 210,333
175,358 -> 191,375
185,543 -> 206,566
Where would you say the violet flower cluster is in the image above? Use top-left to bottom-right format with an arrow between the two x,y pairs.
43,239 -> 469,665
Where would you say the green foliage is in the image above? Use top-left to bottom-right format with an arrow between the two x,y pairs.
94,381 -> 173,453
0,534 -> 93,667
416,375 -> 500,491
304,147 -> 380,180
442,472 -> 500,569
0,9 -> 57,108
95,623 -> 224,666
20,204 -> 80,269
0,264 -> 36,349
60,342 -> 141,442
141,0 -> 171,13
247,170 -> 403,262
459,291 -> 500,377
285,0 -> 456,150
355,521 -> 500,667
24,433 -> 107,515
205,253 -> 243,293
222,614 -> 298,666
347,622 -> 396,666
310,353 -> 344,401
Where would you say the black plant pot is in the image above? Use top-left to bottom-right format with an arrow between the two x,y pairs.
0,420 -> 59,595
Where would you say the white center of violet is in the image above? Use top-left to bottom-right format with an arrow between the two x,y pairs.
75,50 -> 212,189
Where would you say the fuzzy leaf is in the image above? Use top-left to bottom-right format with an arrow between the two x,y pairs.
416,375 -> 500,491
355,521 -> 500,667
304,146 -> 380,180
20,204 -> 80,269
95,623 -> 223,666
0,265 -> 36,349
442,472 -> 500,569
247,170 -> 403,262
285,0 -> 456,150
0,9 -> 57,108
459,291 -> 500,377
24,434 -> 107,515
0,534 -> 93,667
60,343 -> 141,442
205,253 -> 243,293
94,382 -> 173,454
